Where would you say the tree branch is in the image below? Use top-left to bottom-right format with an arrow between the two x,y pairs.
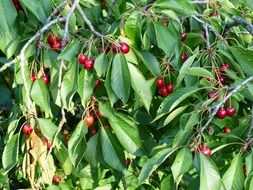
76,4 -> 103,37
224,16 -> 253,36
0,58 -> 18,73
195,75 -> 253,140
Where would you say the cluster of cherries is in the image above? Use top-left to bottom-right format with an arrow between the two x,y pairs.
30,69 -> 50,85
78,54 -> 95,70
156,77 -> 173,97
47,34 -> 68,50
216,63 -> 230,85
197,144 -> 212,157
216,107 -> 236,119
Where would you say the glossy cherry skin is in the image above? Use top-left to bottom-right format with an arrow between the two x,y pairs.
181,32 -> 187,41
226,107 -> 236,117
22,124 -> 33,135
216,108 -> 227,119
78,54 -> 87,65
30,73 -> 37,82
197,145 -> 212,157
159,87 -> 168,97
84,59 -> 94,70
224,127 -> 231,134
125,158 -> 131,167
84,115 -> 94,127
52,175 -> 61,185
120,42 -> 130,54
181,52 -> 188,62
47,34 -> 57,45
166,83 -> 173,94
42,75 -> 50,85
220,63 -> 230,71
50,40 -> 61,50
156,78 -> 165,88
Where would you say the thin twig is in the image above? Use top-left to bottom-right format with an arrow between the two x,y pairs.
196,75 -> 253,140
0,58 -> 18,73
224,16 -> 253,36
76,4 -> 103,37
204,24 -> 210,48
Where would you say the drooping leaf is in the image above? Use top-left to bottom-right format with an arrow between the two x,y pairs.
111,54 -> 130,103
94,53 -> 109,77
58,42 -> 80,62
222,154 -> 244,190
185,67 -> 214,79
37,119 -> 58,142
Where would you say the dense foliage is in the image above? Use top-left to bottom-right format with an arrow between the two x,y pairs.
1,0 -> 253,189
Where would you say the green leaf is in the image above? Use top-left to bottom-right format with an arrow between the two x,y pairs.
230,46 -> 253,76
128,63 -> 154,111
2,134 -> 19,172
171,147 -> 193,182
31,79 -> 52,116
0,0 -> 19,58
155,0 -> 197,16
111,54 -> 130,103
0,83 -> 12,105
58,42 -> 80,62
37,119 -> 58,142
222,154 -> 244,190
135,50 -> 162,77
100,127 -> 125,172
77,70 -> 95,108
84,134 -> 99,167
153,22 -> 179,57
185,67 -> 214,79
21,0 -> 48,23
124,11 -> 142,46
105,65 -> 118,106
155,86 -> 199,119
99,102 -> 143,156
200,154 -> 221,190
68,121 -> 87,167
138,147 -> 176,184
94,53 -> 109,77
163,106 -> 189,127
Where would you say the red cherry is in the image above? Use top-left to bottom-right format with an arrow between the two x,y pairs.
90,127 -> 98,136
226,107 -> 236,117
208,91 -> 218,101
41,75 -> 50,85
50,40 -> 61,50
181,32 -> 187,41
156,78 -> 165,88
78,54 -> 87,65
12,0 -> 22,11
197,145 -> 212,157
119,42 -> 130,54
218,75 -> 226,85
30,73 -> 37,82
84,59 -> 94,70
159,87 -> 168,97
162,21 -> 169,26
216,108 -> 227,119
84,115 -> 94,127
95,79 -> 101,88
181,52 -> 188,62
210,12 -> 218,17
166,83 -> 173,94
111,43 -> 118,53
22,124 -> 33,135
52,175 -> 61,185
47,34 -> 57,45
125,158 -> 131,167
45,138 -> 52,149
224,127 -> 231,134
220,63 -> 230,71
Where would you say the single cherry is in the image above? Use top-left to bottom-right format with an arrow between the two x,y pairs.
119,42 -> 130,54
216,108 -> 227,119
50,40 -> 61,50
220,63 -> 230,71
181,52 -> 188,62
159,87 -> 168,97
30,73 -> 37,82
197,145 -> 212,157
125,158 -> 131,167
52,175 -> 61,185
84,115 -> 94,127
210,12 -> 218,17
208,91 -> 218,101
224,127 -> 231,134
111,43 -> 118,53
156,78 -> 165,88
166,83 -> 173,94
22,124 -> 33,135
162,21 -> 169,26
47,34 -> 57,45
226,107 -> 236,117
42,75 -> 50,85
90,127 -> 98,136
181,32 -> 187,41
84,59 -> 94,70
78,54 -> 87,65
217,75 -> 226,85
95,79 -> 101,88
